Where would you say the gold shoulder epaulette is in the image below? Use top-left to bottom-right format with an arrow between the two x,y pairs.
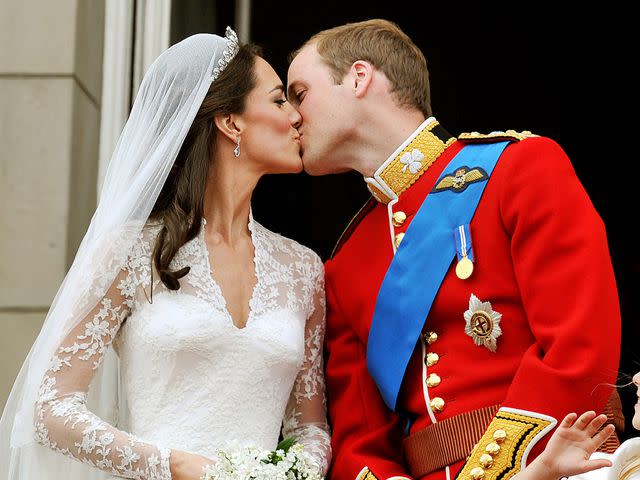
458,129 -> 537,143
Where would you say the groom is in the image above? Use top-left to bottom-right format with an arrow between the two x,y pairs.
287,19 -> 622,480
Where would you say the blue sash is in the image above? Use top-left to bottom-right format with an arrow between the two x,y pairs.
366,141 -> 510,411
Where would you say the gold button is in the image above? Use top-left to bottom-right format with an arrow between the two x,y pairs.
493,429 -> 507,444
479,454 -> 494,469
394,232 -> 405,248
423,331 -> 438,345
430,397 -> 445,413
392,211 -> 407,227
426,373 -> 441,388
469,467 -> 485,480
425,352 -> 439,367
485,442 -> 501,456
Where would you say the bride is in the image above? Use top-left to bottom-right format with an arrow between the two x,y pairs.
0,28 -> 331,480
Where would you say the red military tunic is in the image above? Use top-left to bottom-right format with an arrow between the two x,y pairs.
324,118 -> 621,480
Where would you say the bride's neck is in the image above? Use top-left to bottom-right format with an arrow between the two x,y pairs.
202,157 -> 259,243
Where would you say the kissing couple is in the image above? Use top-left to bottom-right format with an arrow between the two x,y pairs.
1,19 -> 629,480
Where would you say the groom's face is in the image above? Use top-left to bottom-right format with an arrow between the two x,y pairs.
287,44 -> 353,175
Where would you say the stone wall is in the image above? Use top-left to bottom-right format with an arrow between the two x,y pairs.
0,0 -> 105,410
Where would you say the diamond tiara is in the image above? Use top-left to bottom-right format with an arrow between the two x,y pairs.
212,27 -> 240,80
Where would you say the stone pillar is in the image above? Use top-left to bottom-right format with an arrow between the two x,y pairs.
0,0 -> 105,410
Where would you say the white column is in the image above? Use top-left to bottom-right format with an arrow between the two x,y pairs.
235,0 -> 252,43
0,0 -> 105,410
98,0 -> 172,193
98,0 -> 134,193
132,0 -> 172,98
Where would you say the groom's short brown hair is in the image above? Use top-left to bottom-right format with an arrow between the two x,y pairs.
293,19 -> 432,116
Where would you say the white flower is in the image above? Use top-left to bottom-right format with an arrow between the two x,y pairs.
463,294 -> 502,352
201,442 -> 323,480
400,148 -> 425,174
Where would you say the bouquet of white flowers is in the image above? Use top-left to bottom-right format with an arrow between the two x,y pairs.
200,437 -> 323,480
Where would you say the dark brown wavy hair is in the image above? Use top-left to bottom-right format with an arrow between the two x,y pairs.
149,44 -> 262,290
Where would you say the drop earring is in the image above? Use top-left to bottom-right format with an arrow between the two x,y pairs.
233,137 -> 241,157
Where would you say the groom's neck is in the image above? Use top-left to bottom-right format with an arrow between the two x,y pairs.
351,109 -> 426,178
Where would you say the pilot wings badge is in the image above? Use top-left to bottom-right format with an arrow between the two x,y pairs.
432,166 -> 488,193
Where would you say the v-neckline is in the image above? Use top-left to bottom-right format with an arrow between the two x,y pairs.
200,212 -> 260,331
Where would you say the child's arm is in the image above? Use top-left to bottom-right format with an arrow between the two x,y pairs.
513,411 -> 615,480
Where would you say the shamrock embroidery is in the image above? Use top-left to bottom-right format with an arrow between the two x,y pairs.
400,148 -> 425,174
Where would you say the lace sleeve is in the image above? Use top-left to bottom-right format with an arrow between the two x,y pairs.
33,261 -> 172,479
282,256 -> 332,476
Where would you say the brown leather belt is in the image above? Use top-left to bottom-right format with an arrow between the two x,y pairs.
403,393 -> 623,478
403,404 -> 499,477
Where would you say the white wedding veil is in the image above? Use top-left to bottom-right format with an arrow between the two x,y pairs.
0,28 -> 239,479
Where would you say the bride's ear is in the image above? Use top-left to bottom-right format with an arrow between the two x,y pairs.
213,114 -> 242,143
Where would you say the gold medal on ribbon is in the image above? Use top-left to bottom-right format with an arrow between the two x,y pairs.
455,225 -> 474,280
456,255 -> 474,280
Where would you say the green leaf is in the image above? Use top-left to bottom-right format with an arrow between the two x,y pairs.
276,436 -> 297,453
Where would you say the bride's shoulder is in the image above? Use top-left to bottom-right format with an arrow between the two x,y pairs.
105,220 -> 162,270
254,221 -> 322,268
141,219 -> 163,237
128,221 -> 162,251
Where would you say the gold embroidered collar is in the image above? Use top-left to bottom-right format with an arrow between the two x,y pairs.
364,117 -> 455,204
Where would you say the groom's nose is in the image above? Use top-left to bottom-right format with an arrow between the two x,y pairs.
288,105 -> 302,129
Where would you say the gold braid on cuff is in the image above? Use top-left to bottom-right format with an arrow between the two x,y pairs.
455,409 -> 554,480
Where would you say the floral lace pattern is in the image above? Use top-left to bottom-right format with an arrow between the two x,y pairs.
35,216 -> 331,477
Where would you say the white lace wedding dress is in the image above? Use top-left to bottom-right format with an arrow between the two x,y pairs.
33,215 -> 331,479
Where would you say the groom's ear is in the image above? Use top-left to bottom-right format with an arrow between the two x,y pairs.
351,60 -> 374,98
213,114 -> 242,142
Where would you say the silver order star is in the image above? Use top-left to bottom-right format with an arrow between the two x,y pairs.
463,294 -> 503,352
400,148 -> 425,174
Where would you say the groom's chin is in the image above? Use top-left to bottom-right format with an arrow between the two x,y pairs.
300,155 -> 322,176
302,158 -> 350,176
301,152 -> 350,176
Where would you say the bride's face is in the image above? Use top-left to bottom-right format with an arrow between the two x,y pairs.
236,57 -> 303,174
633,371 -> 640,430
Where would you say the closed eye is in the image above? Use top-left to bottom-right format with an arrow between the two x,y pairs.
288,90 -> 306,107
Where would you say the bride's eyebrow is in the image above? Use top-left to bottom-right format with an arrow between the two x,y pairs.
269,85 -> 285,95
